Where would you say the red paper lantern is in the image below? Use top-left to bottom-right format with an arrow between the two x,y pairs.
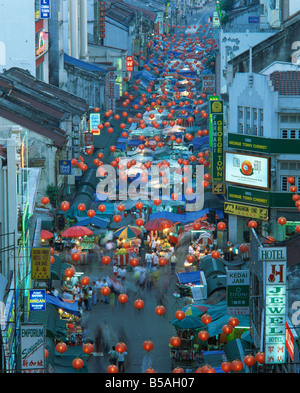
186,254 -> 195,263
116,342 -> 127,354
101,256 -> 111,265
113,215 -> 122,223
80,276 -> 90,286
155,305 -> 166,316
153,198 -> 161,206
158,257 -> 168,266
65,267 -> 75,278
201,313 -> 212,325
45,349 -> 49,359
118,293 -> 128,304
231,359 -> 243,372
239,244 -> 249,253
56,342 -> 67,354
143,340 -> 154,352
175,310 -> 185,321
173,367 -> 184,373
117,204 -> 125,212
72,357 -> 84,370
71,252 -> 81,262
248,220 -> 257,228
170,336 -> 181,347
98,204 -> 106,212
222,324 -> 233,335
244,354 -> 256,367
107,364 -> 119,373
211,250 -> 220,260
221,361 -> 232,373
87,209 -> 96,218
287,176 -> 295,184
41,196 -> 50,205
217,222 -> 226,231
277,216 -> 287,226
134,299 -> 145,310
135,218 -> 144,226
290,185 -> 297,193
296,225 -> 300,233
266,236 -> 275,244
145,368 -> 156,373
198,330 -> 209,341
135,202 -> 143,210
255,352 -> 265,364
78,203 -> 86,212
83,343 -> 94,354
100,286 -> 111,296
228,317 -> 239,327
61,201 -> 70,211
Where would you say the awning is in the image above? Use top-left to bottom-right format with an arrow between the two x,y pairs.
29,303 -> 58,337
46,293 -> 80,316
177,271 -> 201,285
149,208 -> 224,225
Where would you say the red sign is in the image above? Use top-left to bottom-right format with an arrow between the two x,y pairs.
286,321 -> 295,361
126,56 -> 134,72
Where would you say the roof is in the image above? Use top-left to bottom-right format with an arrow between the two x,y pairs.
105,0 -> 156,26
0,68 -> 89,147
64,53 -> 111,72
269,71 -> 300,95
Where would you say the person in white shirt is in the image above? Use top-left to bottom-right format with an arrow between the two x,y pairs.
153,251 -> 159,267
151,238 -> 157,251
188,243 -> 195,255
95,278 -> 102,303
145,253 -> 153,271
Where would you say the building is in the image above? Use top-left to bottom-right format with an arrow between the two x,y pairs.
0,67 -> 89,200
0,0 -> 49,82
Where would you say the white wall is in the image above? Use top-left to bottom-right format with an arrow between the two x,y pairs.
0,0 -> 35,76
288,0 -> 300,17
104,19 -> 129,51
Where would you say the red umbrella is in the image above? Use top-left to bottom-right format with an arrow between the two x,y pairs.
144,218 -> 174,231
40,230 -> 54,240
61,226 -> 93,238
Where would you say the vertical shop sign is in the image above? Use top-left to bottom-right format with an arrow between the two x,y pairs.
106,71 -> 116,112
126,56 -> 134,72
31,248 -> 51,280
21,324 -> 45,373
210,99 -> 224,182
259,247 -> 287,364
89,113 -> 101,135
226,270 -> 250,315
99,1 -> 105,38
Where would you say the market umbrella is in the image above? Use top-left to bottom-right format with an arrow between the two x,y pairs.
170,315 -> 203,329
144,218 -> 174,231
182,304 -> 209,317
61,226 -> 93,238
114,225 -> 142,239
40,230 -> 54,240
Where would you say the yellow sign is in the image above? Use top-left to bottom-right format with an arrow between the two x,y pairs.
31,248 -> 51,280
224,202 -> 269,221
212,182 -> 225,195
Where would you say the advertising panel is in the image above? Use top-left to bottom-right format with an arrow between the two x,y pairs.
259,247 -> 287,364
21,324 -> 45,373
224,201 -> 269,221
227,270 -> 250,315
89,113 -> 100,135
29,290 -> 46,311
225,151 -> 270,190
31,248 -> 51,280
211,99 -> 224,182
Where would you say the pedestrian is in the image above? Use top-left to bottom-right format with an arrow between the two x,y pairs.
170,253 -> 177,274
83,287 -> 89,311
117,350 -> 128,373
151,238 -> 157,252
188,243 -> 195,255
88,286 -> 93,310
95,278 -> 102,302
153,251 -> 159,268
92,281 -> 97,305
100,279 -> 109,303
108,346 -> 118,365
145,252 -> 153,271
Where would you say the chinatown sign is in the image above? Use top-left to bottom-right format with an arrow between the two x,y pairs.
259,247 -> 287,364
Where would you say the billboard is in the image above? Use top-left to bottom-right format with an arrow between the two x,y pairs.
224,201 -> 269,221
227,270 -> 250,315
21,324 -> 45,373
225,151 -> 270,190
211,99 -> 224,182
31,248 -> 51,280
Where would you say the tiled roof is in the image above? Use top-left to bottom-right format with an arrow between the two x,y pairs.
270,71 -> 300,95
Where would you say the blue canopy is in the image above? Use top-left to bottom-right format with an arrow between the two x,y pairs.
74,216 -> 109,229
177,271 -> 201,285
191,136 -> 209,148
149,208 -> 224,224
46,293 -> 80,316
115,144 -> 126,151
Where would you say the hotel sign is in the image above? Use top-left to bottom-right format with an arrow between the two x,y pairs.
259,247 -> 287,364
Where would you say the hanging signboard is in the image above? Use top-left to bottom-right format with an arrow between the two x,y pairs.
40,0 -> 50,19
259,247 -> 287,365
126,56 -> 134,72
21,324 -> 45,373
210,99 -> 224,182
202,75 -> 216,93
89,113 -> 100,135
99,1 -> 105,38
58,160 -> 71,175
29,290 -> 46,311
31,248 -> 51,280
226,270 -> 250,315
224,201 -> 269,221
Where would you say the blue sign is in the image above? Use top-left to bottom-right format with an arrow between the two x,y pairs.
40,0 -> 50,19
29,290 -> 46,311
248,16 -> 260,23
59,160 -> 72,175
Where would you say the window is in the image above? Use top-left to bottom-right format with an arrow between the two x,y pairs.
281,175 -> 300,191
238,106 -> 243,134
280,129 -> 300,138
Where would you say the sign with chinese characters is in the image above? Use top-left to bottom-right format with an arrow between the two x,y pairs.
89,113 -> 100,135
106,71 -> 116,112
210,99 -> 224,182
126,56 -> 134,72
224,201 -> 269,221
29,290 -> 46,311
31,248 -> 51,280
99,1 -> 105,38
21,324 -> 45,373
59,160 -> 71,175
259,247 -> 287,364
226,270 -> 250,315
202,74 -> 215,93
